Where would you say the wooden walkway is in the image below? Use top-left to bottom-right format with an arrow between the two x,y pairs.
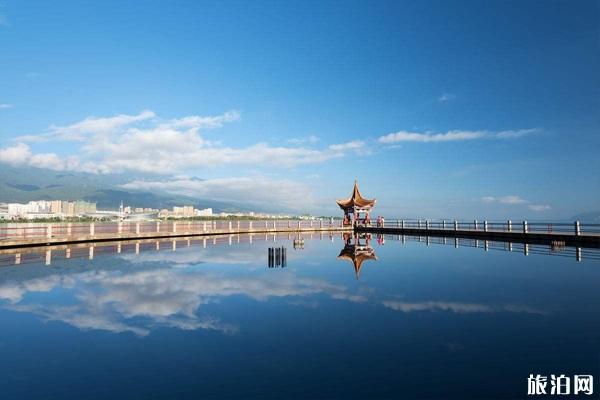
0,220 -> 351,250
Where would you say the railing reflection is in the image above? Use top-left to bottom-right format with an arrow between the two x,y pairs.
384,234 -> 598,262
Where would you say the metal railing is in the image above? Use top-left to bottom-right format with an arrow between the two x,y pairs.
0,219 -> 345,242
371,219 -> 600,236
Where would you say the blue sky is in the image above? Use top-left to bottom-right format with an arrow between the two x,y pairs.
0,0 -> 598,218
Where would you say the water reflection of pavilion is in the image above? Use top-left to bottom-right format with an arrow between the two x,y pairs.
337,232 -> 377,279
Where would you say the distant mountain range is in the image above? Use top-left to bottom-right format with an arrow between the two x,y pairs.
0,166 -> 245,212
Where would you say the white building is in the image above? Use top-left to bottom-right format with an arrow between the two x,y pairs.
195,208 -> 213,217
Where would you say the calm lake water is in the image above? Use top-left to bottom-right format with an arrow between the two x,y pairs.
0,233 -> 599,399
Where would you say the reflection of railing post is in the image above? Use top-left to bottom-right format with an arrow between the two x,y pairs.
575,221 -> 580,236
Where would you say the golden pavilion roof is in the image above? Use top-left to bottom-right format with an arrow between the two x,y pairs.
336,180 -> 376,210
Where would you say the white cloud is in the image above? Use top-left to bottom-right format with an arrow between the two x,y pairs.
480,195 -> 550,211
383,300 -> 544,315
437,93 -> 456,102
3,110 -> 366,174
0,103 -> 13,109
0,143 -> 31,166
528,204 -> 551,212
121,176 -> 314,210
378,128 -> 539,144
498,195 -> 527,205
288,135 -> 320,145
17,110 -> 157,142
0,143 -> 98,172
0,261 -> 366,336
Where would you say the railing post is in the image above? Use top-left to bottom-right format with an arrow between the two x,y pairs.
203,221 -> 207,232
484,221 -> 488,232
288,220 -> 291,229
523,220 -> 528,234
67,223 -> 72,236
442,220 -> 446,230
249,221 -> 253,230
320,220 -> 323,229
507,220 -> 512,232
173,221 -> 177,233
118,222 -> 123,234
229,221 -> 232,232
298,220 -> 301,229
418,220 -> 421,229
237,220 -> 240,230
575,221 -> 580,236
454,220 -> 458,231
90,223 -> 95,236
136,222 -> 140,235
47,225 -> 52,238
156,221 -> 160,232
474,220 -> 478,231
425,220 -> 429,230
265,220 -> 268,229
273,220 -> 276,229
401,219 -> 405,229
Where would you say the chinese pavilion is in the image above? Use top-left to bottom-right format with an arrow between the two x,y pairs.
336,180 -> 376,227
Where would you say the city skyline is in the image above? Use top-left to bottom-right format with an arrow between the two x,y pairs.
1,1 -> 598,219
